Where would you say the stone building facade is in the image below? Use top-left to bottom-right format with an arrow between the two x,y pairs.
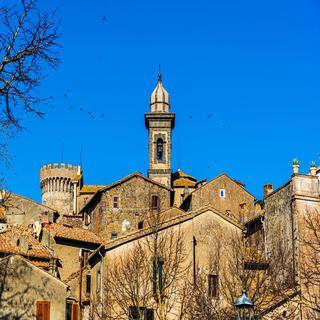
181,173 -> 255,223
79,172 -> 172,239
87,206 -> 244,320
0,255 -> 68,320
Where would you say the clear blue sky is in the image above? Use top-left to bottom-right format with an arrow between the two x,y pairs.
3,0 -> 320,202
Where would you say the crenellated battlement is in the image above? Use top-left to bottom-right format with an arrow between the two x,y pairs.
39,163 -> 82,213
40,163 -> 80,182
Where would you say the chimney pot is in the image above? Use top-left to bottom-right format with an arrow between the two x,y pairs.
264,184 -> 274,198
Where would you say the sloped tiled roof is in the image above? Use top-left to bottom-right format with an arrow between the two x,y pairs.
172,169 -> 197,181
173,177 -> 197,187
45,223 -> 102,244
80,185 -> 105,194
0,225 -> 53,259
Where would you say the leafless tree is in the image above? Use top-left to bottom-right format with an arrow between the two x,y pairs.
299,208 -> 320,319
183,220 -> 298,320
91,211 -> 190,320
0,0 -> 60,131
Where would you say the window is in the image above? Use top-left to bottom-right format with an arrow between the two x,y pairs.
81,249 -> 91,267
151,195 -> 159,211
72,304 -> 79,320
219,189 -> 225,198
145,309 -> 154,320
128,307 -> 154,320
112,196 -> 119,209
86,274 -> 91,296
36,301 -> 50,320
156,138 -> 164,161
128,306 -> 144,319
138,221 -> 144,229
111,231 -> 117,239
66,302 -> 79,320
208,274 -> 219,298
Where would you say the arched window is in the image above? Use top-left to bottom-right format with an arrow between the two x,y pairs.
151,194 -> 160,211
156,138 -> 164,161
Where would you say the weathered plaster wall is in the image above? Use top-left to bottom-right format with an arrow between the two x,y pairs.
0,255 -> 67,320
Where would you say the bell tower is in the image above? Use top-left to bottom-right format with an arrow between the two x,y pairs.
145,72 -> 175,188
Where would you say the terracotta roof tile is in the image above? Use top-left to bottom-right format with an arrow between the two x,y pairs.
80,185 -> 105,193
45,223 -> 102,244
173,177 -> 197,187
0,225 -> 53,259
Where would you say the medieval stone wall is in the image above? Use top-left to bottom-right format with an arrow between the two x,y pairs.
185,175 -> 255,222
4,194 -> 57,226
84,175 -> 172,238
264,181 -> 295,289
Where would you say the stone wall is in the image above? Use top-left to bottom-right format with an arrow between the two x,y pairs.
4,193 -> 57,226
264,181 -> 295,289
184,174 -> 255,222
88,208 -> 243,320
84,175 -> 172,238
0,255 -> 67,320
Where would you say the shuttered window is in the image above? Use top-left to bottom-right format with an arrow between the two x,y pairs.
36,301 -> 50,320
72,304 -> 79,320
208,274 -> 219,298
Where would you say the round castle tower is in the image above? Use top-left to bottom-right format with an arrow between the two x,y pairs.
40,163 -> 82,215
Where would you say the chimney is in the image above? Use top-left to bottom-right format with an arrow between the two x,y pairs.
264,184 -> 274,198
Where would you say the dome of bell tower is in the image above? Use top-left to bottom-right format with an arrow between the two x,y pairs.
150,72 -> 170,113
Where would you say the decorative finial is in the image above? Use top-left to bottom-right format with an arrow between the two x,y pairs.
158,64 -> 162,82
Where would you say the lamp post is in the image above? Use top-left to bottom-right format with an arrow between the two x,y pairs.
235,289 -> 254,320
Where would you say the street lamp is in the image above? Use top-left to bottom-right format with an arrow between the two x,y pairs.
235,288 -> 254,320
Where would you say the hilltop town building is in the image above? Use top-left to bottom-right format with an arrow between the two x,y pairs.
0,74 -> 319,319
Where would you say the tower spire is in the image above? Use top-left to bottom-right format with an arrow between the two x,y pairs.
158,64 -> 162,82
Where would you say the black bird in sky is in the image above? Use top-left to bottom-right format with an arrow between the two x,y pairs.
188,114 -> 192,120
208,114 -> 212,119
101,16 -> 107,21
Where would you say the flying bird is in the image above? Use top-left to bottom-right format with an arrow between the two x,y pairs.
102,114 -> 105,117
80,108 -> 84,112
101,16 -> 107,21
208,114 -> 212,119
188,114 -> 192,120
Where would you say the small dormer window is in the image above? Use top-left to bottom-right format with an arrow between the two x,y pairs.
219,189 -> 225,198
156,138 -> 164,161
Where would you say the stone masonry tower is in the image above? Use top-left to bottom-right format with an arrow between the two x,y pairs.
145,72 -> 175,188
40,163 -> 82,215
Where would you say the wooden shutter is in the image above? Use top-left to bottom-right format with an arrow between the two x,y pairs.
36,301 -> 50,320
72,304 -> 79,320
